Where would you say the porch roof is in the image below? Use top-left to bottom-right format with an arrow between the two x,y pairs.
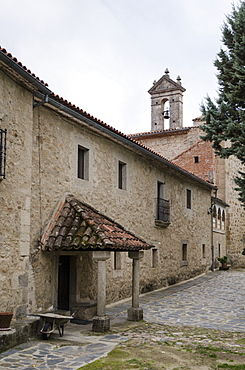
41,196 -> 153,252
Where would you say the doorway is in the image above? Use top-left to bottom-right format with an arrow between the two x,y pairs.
58,256 -> 70,310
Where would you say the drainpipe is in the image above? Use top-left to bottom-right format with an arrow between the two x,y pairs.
209,191 -> 217,271
33,92 -> 217,193
33,94 -> 49,108
211,207 -> 214,272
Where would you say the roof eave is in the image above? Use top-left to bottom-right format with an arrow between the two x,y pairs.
0,50 -> 51,95
34,91 -> 216,191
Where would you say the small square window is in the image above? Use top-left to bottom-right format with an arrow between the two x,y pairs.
78,146 -> 89,180
186,189 -> 192,209
202,244 -> 206,258
118,161 -> 127,190
113,251 -> 122,270
152,249 -> 158,268
194,156 -> 199,163
182,243 -> 187,261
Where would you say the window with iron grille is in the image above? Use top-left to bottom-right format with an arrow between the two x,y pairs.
0,129 -> 7,180
156,181 -> 170,223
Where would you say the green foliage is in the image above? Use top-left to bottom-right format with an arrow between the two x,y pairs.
201,2 -> 245,208
218,256 -> 228,264
218,365 -> 245,369
234,171 -> 245,208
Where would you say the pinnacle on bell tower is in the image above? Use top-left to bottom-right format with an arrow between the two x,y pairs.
148,69 -> 186,131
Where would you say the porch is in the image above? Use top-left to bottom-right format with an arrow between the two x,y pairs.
41,196 -> 153,332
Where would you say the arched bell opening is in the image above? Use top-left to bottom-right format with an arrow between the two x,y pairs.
161,98 -> 170,130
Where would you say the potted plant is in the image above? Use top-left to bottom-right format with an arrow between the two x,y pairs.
0,312 -> 13,331
217,256 -> 229,270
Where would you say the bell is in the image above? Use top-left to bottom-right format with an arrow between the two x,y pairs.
163,109 -> 170,119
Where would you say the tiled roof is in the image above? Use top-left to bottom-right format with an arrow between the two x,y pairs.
42,196 -> 153,252
0,46 -> 216,190
0,47 -> 48,86
129,126 -> 198,138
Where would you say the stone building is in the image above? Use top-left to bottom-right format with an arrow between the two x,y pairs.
0,48 -> 216,327
130,70 -> 245,266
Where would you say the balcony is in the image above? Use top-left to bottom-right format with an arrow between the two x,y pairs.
155,198 -> 170,227
0,129 -> 7,180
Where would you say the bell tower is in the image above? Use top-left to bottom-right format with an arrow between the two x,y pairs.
148,69 -> 186,131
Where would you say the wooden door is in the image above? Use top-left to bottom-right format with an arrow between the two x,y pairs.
58,256 -> 70,310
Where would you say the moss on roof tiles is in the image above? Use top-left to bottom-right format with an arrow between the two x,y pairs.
42,196 -> 152,252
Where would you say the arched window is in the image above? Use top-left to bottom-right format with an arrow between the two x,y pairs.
217,208 -> 221,229
213,206 -> 217,228
161,98 -> 169,130
222,210 -> 225,230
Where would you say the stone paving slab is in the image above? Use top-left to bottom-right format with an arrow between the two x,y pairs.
0,332 -> 129,369
0,269 -> 245,369
108,269 -> 245,332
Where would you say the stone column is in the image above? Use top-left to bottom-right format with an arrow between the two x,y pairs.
127,250 -> 144,321
92,251 -> 111,332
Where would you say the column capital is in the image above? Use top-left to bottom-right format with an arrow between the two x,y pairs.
92,251 -> 111,261
128,250 -> 144,260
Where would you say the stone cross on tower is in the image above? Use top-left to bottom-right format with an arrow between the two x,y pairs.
148,69 -> 186,131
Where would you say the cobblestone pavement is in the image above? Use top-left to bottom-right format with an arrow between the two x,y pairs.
0,332 -> 128,369
108,268 -> 245,332
0,269 -> 245,369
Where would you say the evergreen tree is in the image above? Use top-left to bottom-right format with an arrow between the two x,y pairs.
201,1 -> 245,208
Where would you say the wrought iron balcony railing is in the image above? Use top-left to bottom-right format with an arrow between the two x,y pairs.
156,197 -> 170,224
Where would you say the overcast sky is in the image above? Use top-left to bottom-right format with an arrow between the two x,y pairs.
1,0 -> 239,134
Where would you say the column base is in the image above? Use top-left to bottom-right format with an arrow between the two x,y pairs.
127,307 -> 143,321
92,315 -> 110,332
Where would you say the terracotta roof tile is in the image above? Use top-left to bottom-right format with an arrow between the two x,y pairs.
0,46 -> 215,189
129,126 -> 199,137
0,46 -> 48,86
42,196 -> 153,252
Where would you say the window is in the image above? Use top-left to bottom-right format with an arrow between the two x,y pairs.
202,244 -> 206,258
194,156 -> 199,163
213,206 -> 217,228
156,181 -> 170,223
186,189 -> 192,209
222,210 -> 225,230
217,208 -> 221,229
118,161 -> 127,190
182,243 -> 187,262
152,249 -> 158,268
78,146 -> 89,180
113,252 -> 122,270
218,244 -> 221,258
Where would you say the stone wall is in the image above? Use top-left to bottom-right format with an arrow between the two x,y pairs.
29,102 -> 213,311
0,69 -> 34,317
225,156 -> 245,265
133,127 -> 202,161
0,68 -> 214,318
135,125 -> 245,265
172,141 -> 215,183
